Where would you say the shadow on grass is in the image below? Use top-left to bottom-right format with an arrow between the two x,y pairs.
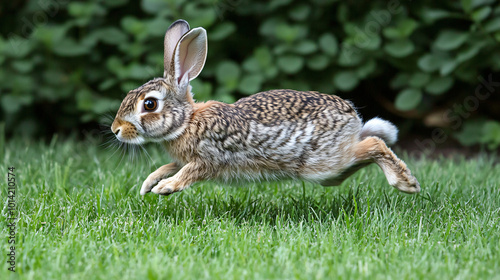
134,183 -> 423,226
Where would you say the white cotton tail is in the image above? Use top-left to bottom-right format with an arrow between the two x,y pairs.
360,117 -> 398,145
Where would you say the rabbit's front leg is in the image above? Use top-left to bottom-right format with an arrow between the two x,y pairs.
140,162 -> 181,195
150,162 -> 208,195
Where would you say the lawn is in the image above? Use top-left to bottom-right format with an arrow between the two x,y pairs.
1,137 -> 499,280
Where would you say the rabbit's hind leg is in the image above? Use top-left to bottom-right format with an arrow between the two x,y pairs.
353,136 -> 420,193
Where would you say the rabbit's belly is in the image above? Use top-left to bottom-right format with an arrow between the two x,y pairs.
197,119 -> 361,181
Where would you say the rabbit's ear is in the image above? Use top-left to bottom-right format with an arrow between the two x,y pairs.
164,20 -> 190,78
172,27 -> 207,87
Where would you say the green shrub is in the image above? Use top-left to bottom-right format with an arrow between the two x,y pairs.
1,0 -> 499,148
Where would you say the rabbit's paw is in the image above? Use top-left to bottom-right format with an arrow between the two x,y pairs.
393,174 -> 420,194
140,174 -> 162,195
151,177 -> 184,196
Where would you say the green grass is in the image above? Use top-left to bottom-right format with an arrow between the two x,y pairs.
1,137 -> 500,280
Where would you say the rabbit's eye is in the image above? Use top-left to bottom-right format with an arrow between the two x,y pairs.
144,98 -> 158,111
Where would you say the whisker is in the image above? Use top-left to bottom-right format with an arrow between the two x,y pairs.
100,133 -> 117,148
114,142 -> 128,171
105,138 -> 123,161
139,144 -> 155,170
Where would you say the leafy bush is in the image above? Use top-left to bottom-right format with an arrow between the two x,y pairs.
1,0 -> 499,148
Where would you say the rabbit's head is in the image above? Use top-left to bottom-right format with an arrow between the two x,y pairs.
111,20 -> 207,144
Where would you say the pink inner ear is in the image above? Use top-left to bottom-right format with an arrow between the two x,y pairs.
177,51 -> 187,84
177,73 -> 189,85
178,52 -> 185,83
173,27 -> 206,86
175,36 -> 196,85
177,66 -> 189,85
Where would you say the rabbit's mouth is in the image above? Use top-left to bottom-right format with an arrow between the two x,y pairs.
111,118 -> 146,145
114,132 -> 145,145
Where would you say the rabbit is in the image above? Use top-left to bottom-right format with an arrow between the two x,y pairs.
111,19 -> 420,196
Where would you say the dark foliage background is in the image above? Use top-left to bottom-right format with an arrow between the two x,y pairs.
1,0 -> 499,150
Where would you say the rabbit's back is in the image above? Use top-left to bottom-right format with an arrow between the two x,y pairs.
234,89 -> 357,123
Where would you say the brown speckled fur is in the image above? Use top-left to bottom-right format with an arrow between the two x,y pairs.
111,20 -> 420,196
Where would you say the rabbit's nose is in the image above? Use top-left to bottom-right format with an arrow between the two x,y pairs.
111,119 -> 124,135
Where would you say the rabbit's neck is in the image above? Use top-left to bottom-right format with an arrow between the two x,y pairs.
164,101 -> 230,164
